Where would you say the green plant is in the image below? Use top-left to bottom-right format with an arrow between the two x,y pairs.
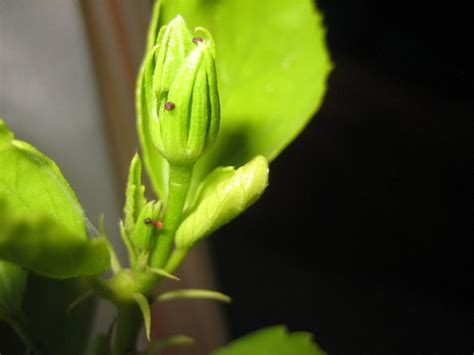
0,0 -> 331,354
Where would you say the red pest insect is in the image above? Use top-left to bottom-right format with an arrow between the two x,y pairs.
144,218 -> 163,229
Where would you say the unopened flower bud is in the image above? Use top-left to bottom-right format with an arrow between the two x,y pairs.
144,16 -> 220,165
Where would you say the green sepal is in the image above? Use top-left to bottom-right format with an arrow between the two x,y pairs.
124,154 -> 147,234
156,288 -> 231,303
0,201 -> 110,279
175,156 -> 269,249
132,293 -> 151,341
131,200 -> 162,251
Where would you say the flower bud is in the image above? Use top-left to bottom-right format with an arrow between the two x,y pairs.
144,16 -> 220,165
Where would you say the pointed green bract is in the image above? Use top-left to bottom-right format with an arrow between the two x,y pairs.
212,325 -> 326,355
132,293 -> 151,341
157,288 -> 231,303
175,156 -> 269,249
131,200 -> 162,251
124,154 -> 146,234
0,120 -> 86,237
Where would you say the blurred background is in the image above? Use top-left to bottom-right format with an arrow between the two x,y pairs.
0,0 -> 472,354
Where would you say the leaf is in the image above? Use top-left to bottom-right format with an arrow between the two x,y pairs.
146,335 -> 194,353
124,153 -> 147,234
175,156 -> 268,249
212,325 -> 326,355
0,260 -> 27,317
0,119 -> 86,237
157,289 -> 231,303
0,201 -> 110,278
132,293 -> 151,341
146,0 -> 332,199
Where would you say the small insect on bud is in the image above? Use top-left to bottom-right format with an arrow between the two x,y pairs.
192,37 -> 204,44
144,218 -> 163,229
164,102 -> 175,111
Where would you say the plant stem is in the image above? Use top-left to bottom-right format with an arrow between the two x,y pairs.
112,302 -> 143,355
150,164 -> 193,268
7,311 -> 44,354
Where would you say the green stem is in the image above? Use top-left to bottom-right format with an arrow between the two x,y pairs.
112,303 -> 143,355
165,248 -> 189,274
151,164 -> 193,268
7,311 -> 44,354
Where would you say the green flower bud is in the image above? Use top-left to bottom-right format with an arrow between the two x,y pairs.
144,16 -> 220,165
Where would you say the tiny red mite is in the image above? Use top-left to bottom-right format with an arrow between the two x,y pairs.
192,37 -> 204,44
164,102 -> 175,111
144,218 -> 163,229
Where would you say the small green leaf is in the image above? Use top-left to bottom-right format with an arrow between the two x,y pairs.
212,325 -> 326,355
124,154 -> 147,234
147,267 -> 179,281
157,289 -> 231,303
175,156 -> 268,249
0,201 -> 110,278
132,293 -> 151,341
146,335 -> 194,353
0,260 -> 27,317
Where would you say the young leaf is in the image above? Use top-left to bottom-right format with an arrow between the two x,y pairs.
132,293 -> 151,341
146,335 -> 194,353
0,260 -> 27,317
0,202 -> 110,278
212,325 -> 326,355
0,119 -> 86,237
149,0 -> 332,200
156,289 -> 231,303
175,156 -> 269,249
124,153 -> 147,233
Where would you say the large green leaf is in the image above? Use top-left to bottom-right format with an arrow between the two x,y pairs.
0,119 -> 86,237
142,0 -> 332,198
212,325 -> 326,355
0,120 -> 109,278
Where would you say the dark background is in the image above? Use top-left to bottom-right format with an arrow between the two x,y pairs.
210,1 -> 473,354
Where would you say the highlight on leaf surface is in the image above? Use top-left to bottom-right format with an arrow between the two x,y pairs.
175,155 -> 269,249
